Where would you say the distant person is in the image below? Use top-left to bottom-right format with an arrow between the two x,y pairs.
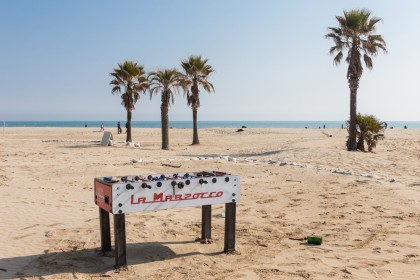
85,124 -> 87,128
384,122 -> 388,129
404,125 -> 407,129
323,124 -> 325,129
100,123 -> 104,131
125,122 -> 128,133
341,124 -> 344,129
117,122 -> 122,134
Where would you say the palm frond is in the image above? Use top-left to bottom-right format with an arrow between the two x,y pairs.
333,51 -> 343,65
180,55 -> 215,109
109,60 -> 149,111
326,9 -> 386,80
363,54 -> 373,69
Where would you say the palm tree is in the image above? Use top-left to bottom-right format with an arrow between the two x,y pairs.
110,61 -> 149,143
353,113 -> 385,152
180,55 -> 215,145
149,69 -> 182,150
326,9 -> 387,151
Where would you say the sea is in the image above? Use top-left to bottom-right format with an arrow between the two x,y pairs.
2,121 -> 420,129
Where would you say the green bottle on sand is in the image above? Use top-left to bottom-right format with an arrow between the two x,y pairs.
306,235 -> 323,245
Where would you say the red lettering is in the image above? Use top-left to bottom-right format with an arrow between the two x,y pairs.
131,195 -> 146,204
199,192 -> 208,198
132,191 -> 226,205
153,192 -> 164,202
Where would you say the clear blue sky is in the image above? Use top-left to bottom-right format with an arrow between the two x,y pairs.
1,0 -> 419,121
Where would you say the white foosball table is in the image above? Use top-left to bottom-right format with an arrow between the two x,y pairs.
94,171 -> 240,267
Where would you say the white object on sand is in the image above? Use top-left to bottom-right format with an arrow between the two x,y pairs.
332,170 -> 353,175
101,131 -> 114,146
228,157 -> 237,163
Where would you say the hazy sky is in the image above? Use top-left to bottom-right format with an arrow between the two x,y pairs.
1,0 -> 419,121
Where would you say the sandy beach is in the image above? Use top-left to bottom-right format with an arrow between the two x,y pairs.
0,127 -> 419,279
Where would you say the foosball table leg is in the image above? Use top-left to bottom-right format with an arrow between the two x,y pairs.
114,213 -> 127,268
99,208 -> 111,253
224,202 -> 236,252
201,205 -> 212,241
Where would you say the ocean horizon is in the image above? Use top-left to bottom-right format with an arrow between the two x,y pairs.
2,121 -> 420,129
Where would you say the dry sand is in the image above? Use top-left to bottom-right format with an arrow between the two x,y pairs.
0,127 -> 419,279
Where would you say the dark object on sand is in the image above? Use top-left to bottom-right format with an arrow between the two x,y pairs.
236,129 -> 244,132
404,125 -> 407,129
322,131 -> 332,137
242,126 -> 247,128
306,235 -> 323,245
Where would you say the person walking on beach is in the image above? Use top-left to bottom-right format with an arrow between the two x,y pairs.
100,123 -> 104,131
117,122 -> 122,134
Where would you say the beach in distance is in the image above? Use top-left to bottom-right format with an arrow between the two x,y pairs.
4,120 -> 420,129
0,127 -> 419,279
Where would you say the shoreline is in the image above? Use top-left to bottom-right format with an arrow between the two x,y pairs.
3,120 -> 419,129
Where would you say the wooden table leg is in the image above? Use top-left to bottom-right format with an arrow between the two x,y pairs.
114,213 -> 127,268
99,208 -> 111,253
224,202 -> 236,252
201,205 -> 212,241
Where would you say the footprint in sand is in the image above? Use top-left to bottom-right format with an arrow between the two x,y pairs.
21,224 -> 40,230
13,233 -> 32,240
256,198 -> 276,204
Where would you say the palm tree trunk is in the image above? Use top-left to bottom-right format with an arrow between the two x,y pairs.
161,101 -> 169,150
347,79 -> 358,151
357,133 -> 365,151
126,110 -> 132,143
192,107 -> 200,145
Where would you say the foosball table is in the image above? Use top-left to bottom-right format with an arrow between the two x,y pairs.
94,171 -> 240,267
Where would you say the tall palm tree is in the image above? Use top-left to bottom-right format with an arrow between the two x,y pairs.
180,55 -> 215,145
326,9 -> 387,151
110,61 -> 149,143
149,69 -> 182,150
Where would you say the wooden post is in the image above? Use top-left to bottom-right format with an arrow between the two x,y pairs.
114,213 -> 127,268
201,205 -> 212,241
224,202 -> 236,252
99,208 -> 111,253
